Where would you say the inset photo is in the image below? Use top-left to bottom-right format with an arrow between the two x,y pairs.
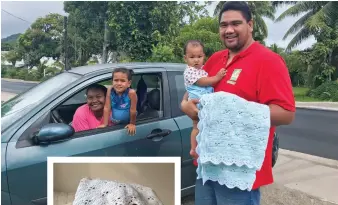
48,157 -> 180,205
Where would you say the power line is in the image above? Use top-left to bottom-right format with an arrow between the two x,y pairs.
2,9 -> 32,24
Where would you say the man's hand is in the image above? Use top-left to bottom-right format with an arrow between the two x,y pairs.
125,124 -> 136,136
181,98 -> 199,121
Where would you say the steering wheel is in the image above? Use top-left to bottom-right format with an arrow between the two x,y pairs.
51,110 -> 66,124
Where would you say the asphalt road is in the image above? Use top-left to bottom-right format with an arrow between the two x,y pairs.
277,108 -> 338,160
1,79 -> 37,94
2,79 -> 338,160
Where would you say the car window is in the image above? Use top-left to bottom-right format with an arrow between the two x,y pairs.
52,72 -> 164,132
1,72 -> 81,132
62,80 -> 111,106
174,74 -> 186,108
168,71 -> 185,117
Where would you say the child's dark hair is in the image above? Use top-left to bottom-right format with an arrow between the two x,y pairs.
112,68 -> 134,81
184,40 -> 205,55
86,84 -> 108,96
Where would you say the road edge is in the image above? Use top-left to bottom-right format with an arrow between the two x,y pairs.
1,78 -> 40,83
261,183 -> 338,205
296,106 -> 338,112
279,149 -> 338,168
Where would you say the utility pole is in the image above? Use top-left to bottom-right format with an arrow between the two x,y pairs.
102,18 -> 109,64
63,16 -> 69,70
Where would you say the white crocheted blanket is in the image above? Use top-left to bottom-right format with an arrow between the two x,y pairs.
72,178 -> 163,205
195,91 -> 271,191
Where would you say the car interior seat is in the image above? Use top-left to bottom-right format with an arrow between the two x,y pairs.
135,75 -> 148,115
137,88 -> 161,120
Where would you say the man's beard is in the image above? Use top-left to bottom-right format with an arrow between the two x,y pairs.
224,41 -> 243,53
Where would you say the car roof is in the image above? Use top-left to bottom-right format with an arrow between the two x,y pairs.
68,62 -> 186,76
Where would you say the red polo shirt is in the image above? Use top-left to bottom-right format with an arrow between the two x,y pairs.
203,41 -> 295,189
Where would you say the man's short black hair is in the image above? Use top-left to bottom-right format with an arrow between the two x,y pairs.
86,84 -> 108,96
218,1 -> 252,23
184,40 -> 205,55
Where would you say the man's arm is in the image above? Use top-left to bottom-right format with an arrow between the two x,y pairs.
180,92 -> 189,107
257,54 -> 296,126
180,92 -> 199,121
269,104 -> 295,126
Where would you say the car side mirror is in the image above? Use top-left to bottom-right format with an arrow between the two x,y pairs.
33,123 -> 74,145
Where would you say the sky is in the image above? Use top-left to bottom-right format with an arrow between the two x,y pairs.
1,1 -> 316,50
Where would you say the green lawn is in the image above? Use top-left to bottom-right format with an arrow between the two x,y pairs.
293,87 -> 322,102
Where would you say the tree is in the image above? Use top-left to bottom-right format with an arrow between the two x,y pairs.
17,13 -> 64,68
1,42 -> 15,51
148,44 -> 179,63
214,1 -> 276,44
269,43 -> 285,55
275,1 -> 338,84
285,51 -> 308,86
3,50 -> 21,66
62,1 -> 211,64
147,16 -> 225,64
274,1 -> 338,51
64,1 -> 108,66
106,1 -> 210,61
174,17 -> 223,60
1,33 -> 21,51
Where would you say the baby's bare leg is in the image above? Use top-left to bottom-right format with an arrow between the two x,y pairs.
190,120 -> 199,159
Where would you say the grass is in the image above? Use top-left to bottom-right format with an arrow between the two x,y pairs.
293,87 -> 322,102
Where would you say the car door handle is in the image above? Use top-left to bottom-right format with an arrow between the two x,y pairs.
146,129 -> 172,140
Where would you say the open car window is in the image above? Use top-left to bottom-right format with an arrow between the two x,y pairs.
52,72 -> 164,133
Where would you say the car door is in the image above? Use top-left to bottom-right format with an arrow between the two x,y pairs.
5,68 -> 182,205
167,69 -> 197,196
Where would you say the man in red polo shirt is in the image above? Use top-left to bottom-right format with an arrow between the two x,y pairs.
180,2 -> 295,205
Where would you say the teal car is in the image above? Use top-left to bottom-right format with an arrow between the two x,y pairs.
2,63 -> 198,205
1,63 -> 279,205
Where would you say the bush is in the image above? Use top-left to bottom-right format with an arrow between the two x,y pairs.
307,81 -> 338,101
147,44 -> 181,63
25,70 -> 42,81
16,69 -> 29,80
4,68 -> 19,79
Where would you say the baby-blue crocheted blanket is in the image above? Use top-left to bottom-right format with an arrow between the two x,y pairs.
195,91 -> 271,191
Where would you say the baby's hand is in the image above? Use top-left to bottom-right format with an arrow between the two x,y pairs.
216,68 -> 226,79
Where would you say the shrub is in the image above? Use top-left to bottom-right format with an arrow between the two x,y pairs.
5,68 -> 19,79
25,70 -> 41,81
16,69 -> 29,80
147,44 -> 181,63
307,81 -> 338,101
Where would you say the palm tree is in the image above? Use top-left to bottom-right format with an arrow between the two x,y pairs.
269,43 -> 285,55
274,1 -> 338,51
214,1 -> 276,44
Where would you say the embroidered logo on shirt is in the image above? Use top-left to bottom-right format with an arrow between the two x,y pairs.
120,103 -> 127,108
227,69 -> 242,85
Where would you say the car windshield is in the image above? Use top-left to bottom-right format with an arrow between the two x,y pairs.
1,72 -> 81,132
